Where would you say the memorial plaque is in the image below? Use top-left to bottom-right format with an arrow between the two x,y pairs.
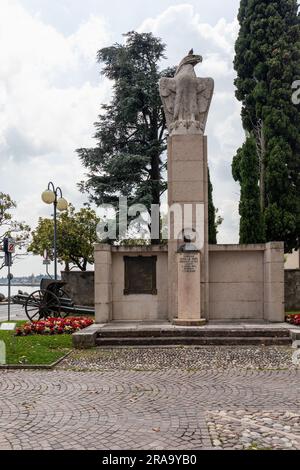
124,256 -> 157,295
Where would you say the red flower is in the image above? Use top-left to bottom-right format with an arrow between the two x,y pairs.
15,316 -> 94,336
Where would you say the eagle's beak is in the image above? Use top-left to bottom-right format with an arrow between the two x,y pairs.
191,54 -> 203,65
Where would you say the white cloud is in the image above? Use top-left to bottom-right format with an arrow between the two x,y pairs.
0,0 -> 112,275
0,0 -> 74,80
200,53 -> 233,78
212,101 -> 244,154
194,16 -> 239,55
217,198 -> 240,243
138,4 -> 195,33
0,0 -> 111,193
69,15 -> 109,62
139,3 -> 238,58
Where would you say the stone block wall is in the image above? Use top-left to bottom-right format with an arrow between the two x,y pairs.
61,271 -> 94,306
208,242 -> 285,323
94,242 -> 285,323
95,244 -> 168,323
209,246 -> 264,321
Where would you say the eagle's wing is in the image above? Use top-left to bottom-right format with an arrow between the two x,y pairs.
159,78 -> 176,130
196,77 -> 214,132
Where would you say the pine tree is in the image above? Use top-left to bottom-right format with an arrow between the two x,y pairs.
77,32 -> 171,243
233,0 -> 300,251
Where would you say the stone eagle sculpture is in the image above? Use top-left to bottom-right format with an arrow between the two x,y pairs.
159,51 -> 214,135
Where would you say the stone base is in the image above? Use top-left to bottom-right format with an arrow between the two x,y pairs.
173,319 -> 206,327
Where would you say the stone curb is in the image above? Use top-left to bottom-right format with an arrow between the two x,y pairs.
72,324 -> 103,349
290,329 -> 300,343
0,351 -> 72,370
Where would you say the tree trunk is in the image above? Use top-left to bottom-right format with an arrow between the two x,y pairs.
254,120 -> 266,213
259,123 -> 266,213
82,259 -> 88,272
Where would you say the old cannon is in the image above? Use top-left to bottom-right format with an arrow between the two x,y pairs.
13,278 -> 94,322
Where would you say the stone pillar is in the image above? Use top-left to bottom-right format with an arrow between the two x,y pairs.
175,251 -> 205,326
168,135 -> 209,324
264,242 -> 285,322
94,244 -> 112,323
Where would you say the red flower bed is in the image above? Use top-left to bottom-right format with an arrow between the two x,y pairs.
286,314 -> 300,326
15,317 -> 94,336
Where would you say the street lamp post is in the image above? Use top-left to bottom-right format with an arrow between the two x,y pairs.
41,182 -> 68,280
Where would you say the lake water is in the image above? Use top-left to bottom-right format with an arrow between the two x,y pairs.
0,286 -> 37,298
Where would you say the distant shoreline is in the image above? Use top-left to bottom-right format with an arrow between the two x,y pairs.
0,284 -> 40,287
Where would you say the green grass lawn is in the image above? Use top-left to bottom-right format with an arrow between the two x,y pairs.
0,322 -> 72,365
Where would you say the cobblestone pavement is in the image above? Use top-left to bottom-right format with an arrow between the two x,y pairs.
59,346 -> 299,371
0,366 -> 299,450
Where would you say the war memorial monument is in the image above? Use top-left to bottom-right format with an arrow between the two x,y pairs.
94,51 -> 284,326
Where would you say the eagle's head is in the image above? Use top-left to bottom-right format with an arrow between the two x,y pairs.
175,52 -> 203,75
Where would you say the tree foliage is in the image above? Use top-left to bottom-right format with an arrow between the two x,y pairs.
208,169 -> 223,244
233,0 -> 300,251
77,32 -> 170,215
28,206 -> 99,272
77,31 -> 220,243
0,192 -> 31,269
232,136 -> 265,243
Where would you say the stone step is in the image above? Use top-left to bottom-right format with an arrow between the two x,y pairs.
95,336 -> 292,347
97,328 -> 290,339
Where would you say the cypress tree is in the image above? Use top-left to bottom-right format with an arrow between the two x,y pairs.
232,136 -> 265,243
233,0 -> 300,252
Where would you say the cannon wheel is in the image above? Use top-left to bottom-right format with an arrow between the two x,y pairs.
57,289 -> 71,319
25,289 -> 61,322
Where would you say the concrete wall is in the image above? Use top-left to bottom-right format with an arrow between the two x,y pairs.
61,271 -> 94,306
285,270 -> 300,311
208,243 -> 285,322
95,245 -> 168,323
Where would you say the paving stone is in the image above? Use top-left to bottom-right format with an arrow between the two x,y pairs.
0,353 -> 299,450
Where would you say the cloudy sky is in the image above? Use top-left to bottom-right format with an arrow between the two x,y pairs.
0,0 -> 244,276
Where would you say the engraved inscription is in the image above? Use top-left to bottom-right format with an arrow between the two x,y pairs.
180,254 -> 199,273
